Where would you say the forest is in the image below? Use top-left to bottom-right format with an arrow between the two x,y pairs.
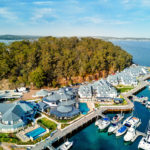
0,36 -> 132,88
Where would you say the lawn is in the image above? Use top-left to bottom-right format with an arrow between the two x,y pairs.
0,133 -> 20,143
61,123 -> 69,129
116,86 -> 134,93
37,117 -> 57,131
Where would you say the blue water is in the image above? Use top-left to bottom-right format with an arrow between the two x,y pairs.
79,103 -> 90,115
111,40 -> 150,66
68,40 -> 150,150
26,127 -> 46,140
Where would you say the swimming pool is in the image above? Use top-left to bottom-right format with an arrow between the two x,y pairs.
26,127 -> 46,140
79,103 -> 90,115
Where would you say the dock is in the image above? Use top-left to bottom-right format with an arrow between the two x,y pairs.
131,130 -> 146,142
25,74 -> 150,150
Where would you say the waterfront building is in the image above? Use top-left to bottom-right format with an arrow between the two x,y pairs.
50,105 -> 80,119
0,90 -> 23,100
107,65 -> 149,86
0,101 -> 38,133
42,87 -> 79,119
32,89 -> 50,98
78,84 -> 93,99
78,79 -> 117,100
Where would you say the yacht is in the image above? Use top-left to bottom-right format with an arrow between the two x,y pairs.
124,127 -> 136,142
123,116 -> 141,127
98,117 -> 110,130
111,113 -> 124,124
116,125 -> 127,136
57,140 -> 73,150
95,119 -> 102,126
138,121 -> 150,150
146,101 -> 150,109
108,123 -> 120,134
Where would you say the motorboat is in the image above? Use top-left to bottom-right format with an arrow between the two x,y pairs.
108,123 -> 120,134
98,117 -> 110,130
146,101 -> 150,109
138,121 -> 150,150
116,125 -> 127,137
142,100 -> 147,105
123,116 -> 141,127
124,127 -> 136,142
95,119 -> 102,126
111,113 -> 124,124
57,140 -> 73,150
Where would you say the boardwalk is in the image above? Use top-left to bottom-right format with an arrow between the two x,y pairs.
122,80 -> 150,99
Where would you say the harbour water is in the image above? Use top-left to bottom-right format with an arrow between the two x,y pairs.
69,40 -> 150,150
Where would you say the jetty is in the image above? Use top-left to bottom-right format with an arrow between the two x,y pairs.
131,130 -> 146,142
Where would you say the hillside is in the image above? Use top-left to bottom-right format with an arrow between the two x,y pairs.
0,36 -> 132,88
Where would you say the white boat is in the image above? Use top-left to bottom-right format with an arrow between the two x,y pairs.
146,101 -> 150,108
108,123 -> 120,133
116,125 -> 127,137
57,140 -> 73,150
124,127 -> 136,142
98,117 -> 110,130
123,116 -> 141,127
111,113 -> 124,124
95,119 -> 102,126
138,121 -> 150,150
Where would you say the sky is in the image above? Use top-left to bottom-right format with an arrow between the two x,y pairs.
0,0 -> 150,37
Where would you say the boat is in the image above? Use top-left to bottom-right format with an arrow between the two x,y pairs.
123,116 -> 141,127
98,117 -> 110,130
57,140 -> 73,150
142,100 -> 147,105
116,125 -> 127,136
95,119 -> 102,126
108,123 -> 120,134
138,121 -> 150,150
111,113 -> 124,124
146,101 -> 150,109
124,127 -> 136,142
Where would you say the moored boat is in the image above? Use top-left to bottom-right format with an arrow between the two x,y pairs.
111,113 -> 124,124
146,101 -> 150,109
124,127 -> 136,142
108,123 -> 120,134
138,121 -> 150,150
116,125 -> 127,137
57,140 -> 73,150
98,117 -> 110,130
123,116 -> 141,127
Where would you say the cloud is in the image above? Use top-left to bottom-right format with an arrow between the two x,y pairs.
80,16 -> 103,24
0,7 -> 17,20
33,1 -> 53,5
31,8 -> 57,23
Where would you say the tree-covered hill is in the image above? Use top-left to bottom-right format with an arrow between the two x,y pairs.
0,36 -> 132,88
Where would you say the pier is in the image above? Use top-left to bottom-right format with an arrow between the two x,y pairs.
131,130 -> 146,142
